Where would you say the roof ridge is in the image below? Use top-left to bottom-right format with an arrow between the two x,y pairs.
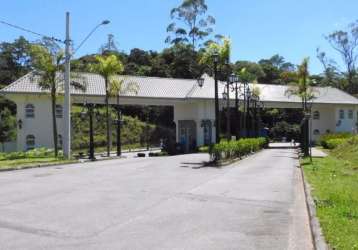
78,71 -> 197,82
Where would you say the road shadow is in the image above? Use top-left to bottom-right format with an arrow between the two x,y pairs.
180,161 -> 217,169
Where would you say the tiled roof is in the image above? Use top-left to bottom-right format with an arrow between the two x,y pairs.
1,72 -> 358,105
0,72 -> 196,99
189,74 -> 358,105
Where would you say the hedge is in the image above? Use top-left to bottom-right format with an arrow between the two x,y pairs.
209,137 -> 267,161
325,138 -> 348,149
320,132 -> 351,149
0,148 -> 60,161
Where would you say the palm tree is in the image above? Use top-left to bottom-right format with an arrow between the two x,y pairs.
285,58 -> 316,111
30,40 -> 86,157
108,77 -> 139,155
285,57 -> 317,156
90,55 -> 124,157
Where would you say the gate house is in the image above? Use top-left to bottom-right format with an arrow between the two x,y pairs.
1,72 -> 358,151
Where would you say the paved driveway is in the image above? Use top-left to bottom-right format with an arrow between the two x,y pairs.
0,149 -> 312,250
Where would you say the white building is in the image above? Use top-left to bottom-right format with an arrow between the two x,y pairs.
1,72 -> 358,152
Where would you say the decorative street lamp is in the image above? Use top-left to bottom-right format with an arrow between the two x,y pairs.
213,53 -> 220,144
197,78 -> 205,88
228,73 -> 240,140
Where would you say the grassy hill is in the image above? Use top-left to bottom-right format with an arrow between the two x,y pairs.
303,137 -> 358,249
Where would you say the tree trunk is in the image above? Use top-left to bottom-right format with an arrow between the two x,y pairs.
51,91 -> 58,157
105,77 -> 111,157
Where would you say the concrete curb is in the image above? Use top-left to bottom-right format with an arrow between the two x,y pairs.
299,163 -> 329,250
0,155 -> 126,173
0,160 -> 79,172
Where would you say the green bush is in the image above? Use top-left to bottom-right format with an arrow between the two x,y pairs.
0,147 -> 61,161
320,132 -> 351,149
209,137 -> 266,161
325,138 -> 348,149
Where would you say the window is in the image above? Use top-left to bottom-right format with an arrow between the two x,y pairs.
58,134 -> 63,149
339,109 -> 345,119
56,105 -> 63,118
313,129 -> 320,135
25,104 -> 35,118
26,135 -> 35,150
313,111 -> 320,120
348,110 -> 353,119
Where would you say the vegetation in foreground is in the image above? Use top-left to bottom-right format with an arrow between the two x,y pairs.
0,148 -> 75,170
302,136 -> 358,250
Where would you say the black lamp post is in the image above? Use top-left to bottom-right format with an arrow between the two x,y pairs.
245,87 -> 252,137
306,101 -> 313,161
213,53 -> 220,144
81,102 -> 96,161
225,79 -> 231,140
228,73 -> 240,140
114,106 -> 124,157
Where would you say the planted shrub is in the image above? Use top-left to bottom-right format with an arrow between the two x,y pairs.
325,138 -> 348,149
0,147 -> 62,161
320,132 -> 351,149
209,137 -> 266,161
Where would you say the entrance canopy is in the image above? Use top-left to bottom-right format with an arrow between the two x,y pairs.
1,72 -> 358,108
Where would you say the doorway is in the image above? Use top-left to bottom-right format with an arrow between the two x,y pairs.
178,120 -> 197,153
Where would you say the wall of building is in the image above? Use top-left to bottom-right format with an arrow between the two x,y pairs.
12,95 -> 64,151
310,104 -> 336,141
334,105 -> 358,133
310,104 -> 358,142
174,100 -> 216,147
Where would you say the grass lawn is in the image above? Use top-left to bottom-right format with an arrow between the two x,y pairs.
0,157 -> 76,170
302,152 -> 358,249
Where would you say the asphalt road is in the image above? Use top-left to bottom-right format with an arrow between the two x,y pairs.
0,149 -> 313,250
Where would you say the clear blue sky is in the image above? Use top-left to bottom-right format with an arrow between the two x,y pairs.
1,0 -> 357,74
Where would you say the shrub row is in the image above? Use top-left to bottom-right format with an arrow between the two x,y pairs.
320,132 -> 351,149
0,148 -> 60,161
209,137 -> 267,161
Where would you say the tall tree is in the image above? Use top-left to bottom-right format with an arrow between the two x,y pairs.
30,39 -> 86,156
320,21 -> 358,94
90,55 -> 124,156
234,61 -> 265,81
0,108 -> 16,151
258,54 -> 295,84
285,58 -> 315,110
166,0 -> 217,49
0,36 -> 31,88
200,37 -> 231,80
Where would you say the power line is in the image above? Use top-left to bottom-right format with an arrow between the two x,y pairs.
0,20 -> 64,43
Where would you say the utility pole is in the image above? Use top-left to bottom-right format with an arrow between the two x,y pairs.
64,12 -> 71,159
